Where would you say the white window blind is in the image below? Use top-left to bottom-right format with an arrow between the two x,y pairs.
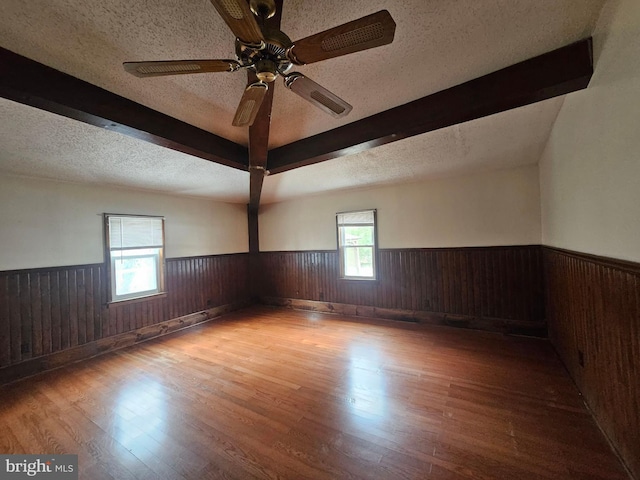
109,216 -> 163,249
337,210 -> 375,226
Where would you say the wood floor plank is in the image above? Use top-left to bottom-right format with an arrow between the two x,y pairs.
0,306 -> 629,479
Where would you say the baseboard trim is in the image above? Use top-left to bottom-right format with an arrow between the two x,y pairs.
0,300 -> 251,386
260,297 -> 547,337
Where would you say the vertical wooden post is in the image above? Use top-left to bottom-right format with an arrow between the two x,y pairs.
248,206 -> 259,254
248,206 -> 260,301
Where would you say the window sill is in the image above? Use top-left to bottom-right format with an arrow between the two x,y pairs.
339,277 -> 378,282
107,292 -> 167,308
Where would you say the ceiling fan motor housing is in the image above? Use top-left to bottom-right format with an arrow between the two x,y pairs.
235,27 -> 293,81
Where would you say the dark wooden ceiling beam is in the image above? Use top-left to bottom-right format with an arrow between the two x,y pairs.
248,73 -> 274,212
0,47 -> 248,171
247,0 -> 283,215
267,38 -> 594,174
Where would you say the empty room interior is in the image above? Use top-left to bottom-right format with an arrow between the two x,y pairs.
0,0 -> 638,478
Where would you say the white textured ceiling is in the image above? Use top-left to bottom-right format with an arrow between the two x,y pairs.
262,96 -> 565,203
0,0 -> 604,204
0,98 -> 249,201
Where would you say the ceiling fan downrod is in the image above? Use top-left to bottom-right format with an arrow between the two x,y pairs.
249,0 -> 276,20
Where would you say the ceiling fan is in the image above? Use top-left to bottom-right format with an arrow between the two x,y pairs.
123,0 -> 396,127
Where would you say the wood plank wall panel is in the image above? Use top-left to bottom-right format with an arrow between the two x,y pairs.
0,254 -> 249,369
544,247 -> 640,480
259,246 -> 544,325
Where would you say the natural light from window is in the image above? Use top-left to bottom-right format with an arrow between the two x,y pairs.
113,248 -> 160,297
337,210 -> 377,280
106,215 -> 165,302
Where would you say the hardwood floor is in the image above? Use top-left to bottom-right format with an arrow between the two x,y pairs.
0,306 -> 629,479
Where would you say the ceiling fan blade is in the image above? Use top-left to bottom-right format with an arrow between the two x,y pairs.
287,10 -> 396,65
123,59 -> 240,78
284,73 -> 352,118
209,0 -> 265,45
232,82 -> 268,127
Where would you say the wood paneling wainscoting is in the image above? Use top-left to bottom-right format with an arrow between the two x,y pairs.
0,253 -> 250,384
544,247 -> 640,480
259,246 -> 545,336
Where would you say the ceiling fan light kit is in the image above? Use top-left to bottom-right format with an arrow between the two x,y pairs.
123,0 -> 396,127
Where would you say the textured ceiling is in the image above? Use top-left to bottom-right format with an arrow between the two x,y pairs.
0,98 -> 249,202
0,0 -> 604,204
262,96 -> 565,203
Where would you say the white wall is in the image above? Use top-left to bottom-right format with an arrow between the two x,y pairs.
0,174 -> 248,271
539,0 -> 640,263
260,164 -> 541,251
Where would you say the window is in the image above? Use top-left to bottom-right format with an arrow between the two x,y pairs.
337,209 -> 377,280
105,214 -> 165,302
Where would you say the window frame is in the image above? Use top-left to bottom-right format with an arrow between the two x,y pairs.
336,209 -> 378,281
104,213 -> 166,304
